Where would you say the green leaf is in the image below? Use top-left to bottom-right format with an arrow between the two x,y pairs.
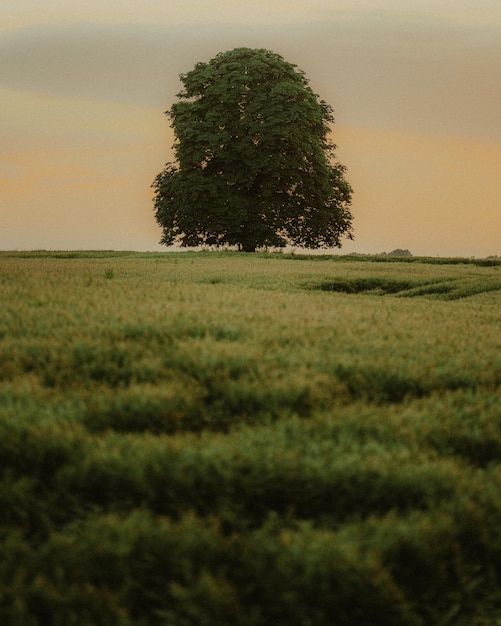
153,48 -> 353,252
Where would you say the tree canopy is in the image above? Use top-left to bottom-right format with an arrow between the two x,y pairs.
153,47 -> 353,252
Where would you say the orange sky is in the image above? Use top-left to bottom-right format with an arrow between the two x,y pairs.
1,1 -> 500,256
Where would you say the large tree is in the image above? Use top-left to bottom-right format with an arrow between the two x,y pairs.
153,47 -> 353,252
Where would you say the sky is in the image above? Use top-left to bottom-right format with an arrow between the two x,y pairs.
1,1 -> 500,256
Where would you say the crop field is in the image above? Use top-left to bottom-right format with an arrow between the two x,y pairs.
1,250 -> 501,625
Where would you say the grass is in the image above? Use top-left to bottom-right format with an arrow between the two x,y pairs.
1,250 -> 501,625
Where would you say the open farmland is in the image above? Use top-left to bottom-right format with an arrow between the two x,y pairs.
1,250 -> 501,625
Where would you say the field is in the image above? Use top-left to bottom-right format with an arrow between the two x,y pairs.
1,250 -> 501,625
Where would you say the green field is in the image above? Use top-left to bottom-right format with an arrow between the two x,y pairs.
1,250 -> 501,625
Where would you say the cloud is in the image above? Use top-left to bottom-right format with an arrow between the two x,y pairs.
3,0 -> 501,31
0,88 -> 168,250
1,19 -> 500,141
335,125 -> 501,257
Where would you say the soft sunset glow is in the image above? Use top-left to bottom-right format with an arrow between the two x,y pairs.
1,1 -> 500,256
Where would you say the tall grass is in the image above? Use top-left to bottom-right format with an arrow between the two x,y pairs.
1,251 -> 500,624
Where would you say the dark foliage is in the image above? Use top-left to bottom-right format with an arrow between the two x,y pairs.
153,48 -> 353,252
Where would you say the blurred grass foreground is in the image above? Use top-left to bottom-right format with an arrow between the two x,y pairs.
1,250 -> 501,625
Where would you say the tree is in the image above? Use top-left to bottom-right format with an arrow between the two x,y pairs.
153,47 -> 353,252
389,249 -> 413,257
